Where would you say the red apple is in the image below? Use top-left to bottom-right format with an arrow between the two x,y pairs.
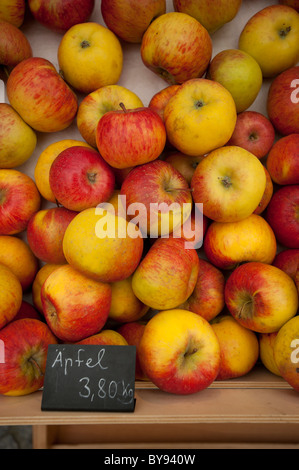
227,111 -> 275,159
148,85 -> 181,123
267,66 -> 299,135
12,301 -> 43,322
0,169 -> 41,235
117,321 -> 149,381
120,159 -> 192,237
96,104 -> 166,169
272,249 -> 299,281
28,0 -> 95,33
6,57 -> 78,133
26,207 -> 78,264
101,0 -> 166,43
266,134 -> 299,185
266,185 -> 299,249
0,20 -> 32,69
0,318 -> 58,396
49,146 -> 115,212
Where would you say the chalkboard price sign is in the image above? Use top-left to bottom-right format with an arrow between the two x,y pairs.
41,344 -> 136,412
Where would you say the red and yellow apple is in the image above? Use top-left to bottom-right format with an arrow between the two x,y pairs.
266,134 -> 299,185
32,264 -> 64,314
0,263 -> 22,330
0,20 -> 32,69
148,85 -> 181,123
0,0 -> 25,27
117,321 -> 148,381
75,329 -> 128,346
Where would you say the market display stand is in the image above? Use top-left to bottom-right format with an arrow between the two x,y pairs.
1,366 -> 299,449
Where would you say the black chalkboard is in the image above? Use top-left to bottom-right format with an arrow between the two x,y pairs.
41,344 -> 136,412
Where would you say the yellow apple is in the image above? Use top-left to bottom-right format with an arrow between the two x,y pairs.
238,5 -> 299,78
207,49 -> 263,113
109,275 -> 149,323
191,146 -> 266,223
75,329 -> 128,346
274,316 -> 299,391
164,78 -> 237,156
58,22 -> 123,94
259,332 -> 281,376
0,263 -> 23,329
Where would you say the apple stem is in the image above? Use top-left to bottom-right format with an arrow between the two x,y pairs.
119,102 -> 128,113
28,356 -> 43,377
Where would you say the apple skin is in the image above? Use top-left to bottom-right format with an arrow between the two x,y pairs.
164,78 -> 237,157
164,152 -> 205,185
266,185 -> 299,249
58,22 -> 123,95
75,329 -> 128,346
266,134 -> 299,185
28,0 -> 95,34
49,146 -> 115,212
132,237 -> 199,311
179,258 -> 225,322
101,0 -> 166,43
26,207 -> 78,265
96,105 -> 166,170
191,146 -> 266,223
120,160 -> 192,237
63,207 -> 144,283
172,205 -> 209,250
238,5 -> 299,78
0,104 -> 37,169
0,235 -> 38,291
148,85 -> 181,123
203,214 -> 277,270
272,249 -> 299,282
77,85 -> 144,149
0,318 -> 58,396
109,276 -> 149,324
279,0 -> 299,12
207,49 -> 263,113
173,0 -> 242,34
138,309 -> 221,395
32,264 -> 64,315
0,20 -> 32,69
259,331 -> 281,377
224,262 -> 299,334
6,57 -> 78,133
0,169 -> 41,235
253,166 -> 273,216
211,314 -> 259,381
41,264 -> 112,343
0,0 -> 25,27
140,12 -> 212,85
0,263 -> 23,330
274,316 -> 299,392
267,66 -> 299,136
117,321 -> 149,381
12,301 -> 44,323
227,111 -> 275,160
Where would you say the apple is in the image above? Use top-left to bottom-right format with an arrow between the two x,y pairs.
96,104 -> 166,170
227,111 -> 275,160
0,0 -> 25,27
109,276 -> 149,324
266,134 -> 299,185
49,146 -> 115,212
101,0 -> 166,43
272,249 -> 299,282
140,12 -> 212,85
148,85 -> 181,123
274,316 -> 299,392
207,49 -> 263,113
41,264 -> 112,343
224,262 -> 298,333
173,0 -> 242,34
63,207 -> 144,283
34,139 -> 93,204
0,318 -> 58,396
266,185 -> 299,249
172,203 -> 209,250
27,207 -> 78,265
120,160 -> 192,237
0,169 -> 41,235
0,20 -> 32,69
32,264 -> 64,314
203,214 -> 277,270
13,301 -> 43,323
6,57 -> 78,133
138,309 -> 220,394
238,5 -> 299,78
164,78 -> 237,156
211,314 -> 259,381
132,237 -> 199,311
117,321 -> 149,381
267,66 -> 299,136
77,85 -> 144,148
259,332 -> 281,377
0,263 -> 22,330
164,152 -> 205,185
0,104 -> 37,169
28,0 -> 95,34
75,329 -> 128,346
279,0 -> 299,12
179,258 -> 225,322
58,22 -> 123,94
0,235 -> 38,291
191,146 -> 266,223
253,166 -> 273,215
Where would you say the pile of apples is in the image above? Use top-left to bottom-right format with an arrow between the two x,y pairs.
0,0 -> 298,398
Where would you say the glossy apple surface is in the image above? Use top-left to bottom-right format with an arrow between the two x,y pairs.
266,134 -> 299,185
